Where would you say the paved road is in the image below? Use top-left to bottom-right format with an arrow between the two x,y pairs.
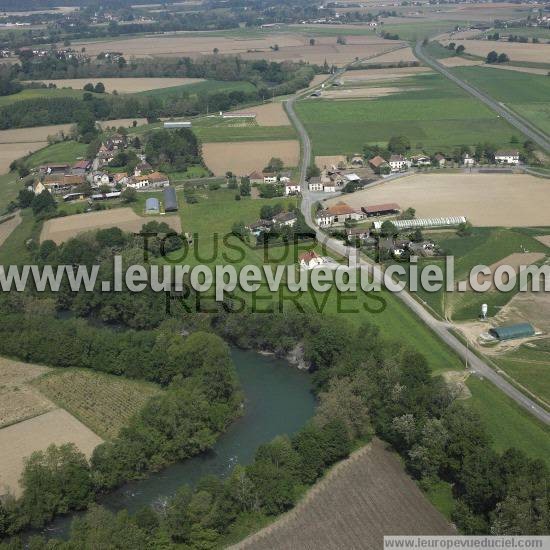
284,87 -> 550,426
414,42 -> 550,153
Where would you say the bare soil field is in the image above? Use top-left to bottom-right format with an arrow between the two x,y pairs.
310,74 -> 330,88
366,46 -> 418,63
40,207 -> 182,244
0,212 -> 22,247
439,57 -> 483,67
0,409 -> 102,497
315,155 -> 347,169
233,438 -> 454,550
322,86 -> 422,100
535,235 -> 550,248
38,77 -> 204,94
202,140 -> 299,175
343,66 -> 431,81
33,369 -> 162,439
228,102 -> 290,126
0,358 -> 55,429
337,173 -> 550,227
441,39 -> 550,63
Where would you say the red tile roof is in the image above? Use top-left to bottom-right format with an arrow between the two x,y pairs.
362,203 -> 400,214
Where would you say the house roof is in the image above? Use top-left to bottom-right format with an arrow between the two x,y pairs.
369,155 -> 387,168
344,173 -> 361,182
326,202 -> 358,216
495,149 -> 519,156
134,171 -> 168,183
434,153 -> 446,161
249,171 -> 263,179
389,154 -> 405,162
298,250 -> 319,263
112,172 -> 127,182
73,160 -> 90,169
363,202 -> 400,214
285,182 -> 299,187
43,174 -> 85,186
273,211 -> 297,223
309,177 -> 322,184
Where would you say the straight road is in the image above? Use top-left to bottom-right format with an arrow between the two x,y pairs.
284,88 -> 550,426
414,41 -> 550,153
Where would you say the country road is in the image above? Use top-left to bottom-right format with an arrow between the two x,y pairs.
284,80 -> 550,426
414,41 -> 550,153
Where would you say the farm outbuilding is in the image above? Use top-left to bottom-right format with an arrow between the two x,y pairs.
163,187 -> 178,212
489,323 -> 535,341
373,216 -> 466,230
145,197 -> 160,214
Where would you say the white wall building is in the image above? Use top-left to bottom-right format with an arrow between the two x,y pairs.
495,150 -> 520,165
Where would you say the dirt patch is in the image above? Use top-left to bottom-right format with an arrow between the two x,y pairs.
40,207 -> 182,244
38,77 -> 204,94
439,57 -> 484,67
202,140 -> 299,176
442,370 -> 472,399
441,39 -> 550,63
498,289 -> 550,335
322,86 -> 422,99
535,235 -> 550,248
343,66 -> 431,81
232,438 -> 454,550
0,409 -> 102,497
228,102 -> 290,126
315,155 -> 347,170
338,173 -> 550,227
0,212 -> 22,247
0,358 -> 55,429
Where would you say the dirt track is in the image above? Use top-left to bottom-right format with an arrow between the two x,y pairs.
41,207 -> 182,244
232,439 -> 454,549
338,173 -> 550,227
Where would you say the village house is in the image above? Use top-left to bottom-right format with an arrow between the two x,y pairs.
284,182 -> 301,196
389,155 -> 411,172
127,171 -> 170,189
298,251 -> 324,270
92,172 -> 112,187
42,174 -> 86,194
272,211 -> 298,227
97,144 -> 114,165
315,202 -> 364,227
32,180 -> 46,194
434,153 -> 446,167
248,171 -> 264,184
247,219 -> 273,237
112,173 -> 129,187
308,177 -> 335,193
495,149 -> 520,165
411,155 -> 431,167
462,153 -> 475,167
263,173 -> 278,184
368,155 -> 389,174
134,161 -> 153,177
345,227 -> 370,242
106,133 -> 127,150
308,177 -> 324,192
71,160 -> 91,176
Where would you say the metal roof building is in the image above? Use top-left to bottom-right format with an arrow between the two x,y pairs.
163,121 -> 192,129
373,216 -> 466,230
163,186 -> 178,212
489,323 -> 535,341
145,197 -> 160,214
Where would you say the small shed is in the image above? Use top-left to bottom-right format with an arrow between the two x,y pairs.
489,323 -> 535,341
145,197 -> 160,214
163,187 -> 178,212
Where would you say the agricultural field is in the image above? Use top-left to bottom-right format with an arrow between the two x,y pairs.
342,66 -> 431,82
32,369 -> 162,439
226,102 -> 291,126
0,87 -> 102,107
37,77 -> 205,94
193,121 -> 296,143
0,212 -> 22,248
450,66 -> 550,134
202,140 -> 299,175
339,173 -> 550,227
0,409 -> 102,498
295,72 -> 515,156
40,207 -> 182,244
365,46 -> 419,63
234,439 -> 454,549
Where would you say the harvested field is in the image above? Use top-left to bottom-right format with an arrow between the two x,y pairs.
40,207 -> 182,244
343,66 -> 431,82
315,155 -> 347,169
37,77 -> 204,93
322,86 -> 422,99
483,64 -> 550,76
441,39 -> 550,63
233,439 -> 454,550
366,46 -> 418,63
0,409 -> 102,497
439,57 -> 483,67
498,288 -> 550,334
310,74 -> 330,88
33,369 -> 162,439
0,212 -> 21,247
228,102 -> 290,126
0,358 -> 54,429
202,140 -> 299,176
337,173 -> 550,227
535,235 -> 550,248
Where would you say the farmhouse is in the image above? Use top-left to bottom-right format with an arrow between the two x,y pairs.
112,173 -> 128,186
272,211 -> 298,227
434,153 -> 447,167
308,177 -> 335,193
43,174 -> 86,194
263,173 -> 278,184
299,251 -> 324,270
369,155 -> 389,174
389,155 -> 411,172
495,150 -> 520,165
72,160 -> 91,176
362,203 -> 401,217
93,172 -> 112,187
248,171 -> 264,184
134,161 -> 153,176
462,153 -> 475,167
346,227 -> 370,241
127,171 -> 170,189
247,219 -> 273,236
285,182 -> 301,196
411,155 -> 431,167
315,202 -> 364,227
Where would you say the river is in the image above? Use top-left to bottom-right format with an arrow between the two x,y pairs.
36,348 -> 316,540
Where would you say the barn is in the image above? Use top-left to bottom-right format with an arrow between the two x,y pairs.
145,197 -> 160,214
164,187 -> 178,212
489,323 -> 535,341
362,203 -> 401,218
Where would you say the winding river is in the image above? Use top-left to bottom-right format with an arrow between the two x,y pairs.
37,348 -> 316,539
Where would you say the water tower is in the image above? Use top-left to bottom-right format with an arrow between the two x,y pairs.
481,303 -> 488,320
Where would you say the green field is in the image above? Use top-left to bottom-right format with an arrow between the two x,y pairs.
295,72 -> 516,155
24,140 -> 88,168
136,79 -> 257,99
379,20 -> 468,42
451,66 -> 550,135
0,87 -> 102,107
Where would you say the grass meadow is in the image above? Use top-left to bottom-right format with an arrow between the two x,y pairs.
295,72 -> 516,155
0,87 -> 103,107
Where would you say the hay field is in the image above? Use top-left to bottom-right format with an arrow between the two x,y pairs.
343,66 -> 431,82
0,409 -> 102,497
336,173 -> 550,227
0,358 -> 54,429
442,39 -> 550,63
229,102 -> 290,126
233,439 -> 454,549
439,57 -> 483,67
38,77 -> 204,93
0,212 -> 22,247
322,86 -> 422,100
40,207 -> 182,244
202,140 -> 299,175
33,369 -> 162,439
310,74 -> 330,88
